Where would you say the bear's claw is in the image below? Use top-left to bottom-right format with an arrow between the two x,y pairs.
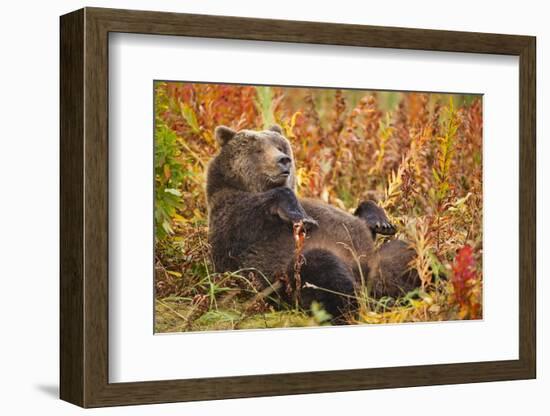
354,200 -> 396,237
302,216 -> 319,231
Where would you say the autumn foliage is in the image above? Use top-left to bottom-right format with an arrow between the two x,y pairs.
154,82 -> 483,332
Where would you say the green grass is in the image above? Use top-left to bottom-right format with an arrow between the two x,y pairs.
155,298 -> 331,333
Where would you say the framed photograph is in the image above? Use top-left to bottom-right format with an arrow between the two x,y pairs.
60,7 -> 536,408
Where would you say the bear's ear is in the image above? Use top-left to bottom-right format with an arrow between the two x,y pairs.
215,126 -> 237,146
268,124 -> 283,135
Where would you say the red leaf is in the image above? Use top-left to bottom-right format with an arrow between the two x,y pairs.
451,245 -> 476,307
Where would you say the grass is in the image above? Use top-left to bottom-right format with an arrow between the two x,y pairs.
154,82 -> 483,332
155,298 -> 330,333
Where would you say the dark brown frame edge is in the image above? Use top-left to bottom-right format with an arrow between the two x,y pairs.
60,7 -> 536,408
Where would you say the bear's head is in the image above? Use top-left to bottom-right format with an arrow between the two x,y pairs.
208,125 -> 296,194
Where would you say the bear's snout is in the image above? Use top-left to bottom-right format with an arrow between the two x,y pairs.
277,155 -> 292,174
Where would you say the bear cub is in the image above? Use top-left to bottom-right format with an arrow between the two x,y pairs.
206,125 -> 419,321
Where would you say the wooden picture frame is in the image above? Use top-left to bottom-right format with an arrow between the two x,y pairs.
60,7 -> 536,408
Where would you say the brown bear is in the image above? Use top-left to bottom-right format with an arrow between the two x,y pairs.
206,124 -> 419,321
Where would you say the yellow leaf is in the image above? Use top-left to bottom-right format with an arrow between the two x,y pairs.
163,164 -> 171,180
283,111 -> 302,139
173,213 -> 186,223
180,103 -> 201,133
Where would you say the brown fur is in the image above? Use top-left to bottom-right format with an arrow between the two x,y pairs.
206,125 -> 419,318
